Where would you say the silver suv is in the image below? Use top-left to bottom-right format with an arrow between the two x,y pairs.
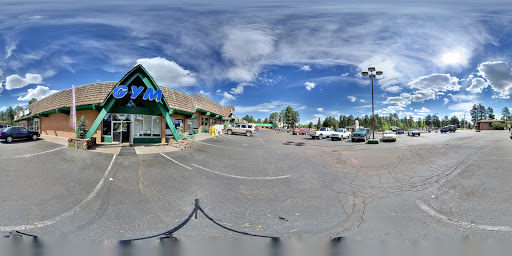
226,124 -> 256,136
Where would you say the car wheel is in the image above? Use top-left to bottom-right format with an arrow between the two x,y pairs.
351,138 -> 355,142
331,138 -> 335,141
418,133 -> 420,136
6,136 -> 13,143
227,130 -> 232,135
246,131 -> 251,136
32,134 -> 38,141
318,134 -> 323,140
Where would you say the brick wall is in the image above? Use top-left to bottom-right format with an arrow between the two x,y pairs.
40,110 -> 101,139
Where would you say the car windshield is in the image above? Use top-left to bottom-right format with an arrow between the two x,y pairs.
335,129 -> 344,132
409,129 -> 417,131
355,128 -> 366,132
384,131 -> 394,134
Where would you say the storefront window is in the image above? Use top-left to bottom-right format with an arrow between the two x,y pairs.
166,118 -> 183,136
201,116 -> 209,126
133,114 -> 161,138
102,114 -> 112,136
210,118 -> 216,125
33,118 -> 39,132
113,114 -> 132,121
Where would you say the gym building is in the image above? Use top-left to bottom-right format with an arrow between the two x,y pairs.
14,65 -> 235,143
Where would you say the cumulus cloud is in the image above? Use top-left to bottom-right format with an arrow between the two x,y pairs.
411,89 -> 436,102
230,82 -> 255,95
408,73 -> 461,92
477,61 -> 512,98
222,26 -> 275,82
317,108 -> 324,112
347,96 -> 357,102
376,105 -> 405,114
466,77 -> 488,93
341,73 -> 349,77
199,90 -> 211,97
234,101 -> 298,114
304,82 -> 316,91
449,93 -> 478,102
444,98 -> 449,104
17,85 -> 57,101
300,65 -> 311,71
5,73 -> 43,90
415,107 -> 430,113
0,69 -> 3,94
136,57 -> 197,87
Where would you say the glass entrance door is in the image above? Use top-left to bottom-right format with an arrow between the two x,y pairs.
112,122 -> 122,143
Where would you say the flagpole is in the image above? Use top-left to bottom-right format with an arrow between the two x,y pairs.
70,85 -> 76,136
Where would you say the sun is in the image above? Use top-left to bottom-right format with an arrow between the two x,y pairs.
438,49 -> 468,66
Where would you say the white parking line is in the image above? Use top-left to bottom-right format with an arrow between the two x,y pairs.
2,146 -> 67,159
196,141 -> 269,152
260,137 -> 264,143
416,200 -> 512,232
159,153 -> 192,169
191,163 -> 291,180
0,154 -> 117,232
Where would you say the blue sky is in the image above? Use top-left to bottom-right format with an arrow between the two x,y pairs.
1,0 -> 512,124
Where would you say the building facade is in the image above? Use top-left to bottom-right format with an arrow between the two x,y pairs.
15,65 -> 235,143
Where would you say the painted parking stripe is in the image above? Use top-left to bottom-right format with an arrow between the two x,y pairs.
0,154 -> 117,232
1,145 -> 67,159
416,200 -> 512,232
160,153 -> 192,169
191,163 -> 291,180
196,141 -> 269,152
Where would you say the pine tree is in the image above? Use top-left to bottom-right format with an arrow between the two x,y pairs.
75,115 -> 89,139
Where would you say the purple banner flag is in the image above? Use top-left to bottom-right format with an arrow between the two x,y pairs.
70,85 -> 76,129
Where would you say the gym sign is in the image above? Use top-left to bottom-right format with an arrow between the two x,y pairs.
112,85 -> 162,102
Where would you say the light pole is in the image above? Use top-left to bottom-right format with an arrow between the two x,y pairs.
278,104 -> 284,129
361,67 -> 383,140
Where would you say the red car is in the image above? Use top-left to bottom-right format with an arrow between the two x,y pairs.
292,128 -> 309,135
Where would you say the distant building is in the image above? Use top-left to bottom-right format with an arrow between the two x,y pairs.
475,120 -> 512,130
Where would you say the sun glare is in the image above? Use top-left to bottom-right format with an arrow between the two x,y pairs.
439,49 -> 467,66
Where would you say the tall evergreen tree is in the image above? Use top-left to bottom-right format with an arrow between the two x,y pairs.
501,107 -> 510,120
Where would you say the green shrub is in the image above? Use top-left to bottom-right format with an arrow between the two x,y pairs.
490,122 -> 505,130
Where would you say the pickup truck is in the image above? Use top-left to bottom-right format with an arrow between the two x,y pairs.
351,128 -> 370,142
407,129 -> 421,136
308,127 -> 333,139
292,128 -> 309,135
440,125 -> 456,133
330,128 -> 351,141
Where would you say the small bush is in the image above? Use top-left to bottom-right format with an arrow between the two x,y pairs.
490,122 -> 505,130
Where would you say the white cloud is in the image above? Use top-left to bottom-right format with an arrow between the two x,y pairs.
376,105 -> 405,114
222,26 -> 275,82
219,91 -> 236,105
17,85 -> 57,101
347,96 -> 357,102
477,61 -> 512,98
385,86 -> 402,93
408,73 -> 461,92
234,101 -> 299,114
383,93 -> 412,106
230,82 -> 255,95
5,73 -> 43,90
449,93 -> 478,102
304,82 -> 316,91
359,99 -> 366,103
448,102 -> 477,111
0,106 -> 7,111
216,89 -> 222,94
436,48 -> 470,67
444,98 -> 449,104
5,38 -> 17,59
300,65 -> 311,71
316,108 -> 324,112
258,109 -> 271,112
466,77 -> 488,93
136,57 -> 197,87
199,90 -> 211,97
415,107 -> 430,113
341,73 -> 349,77
411,89 -> 436,102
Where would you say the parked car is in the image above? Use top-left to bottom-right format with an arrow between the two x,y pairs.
0,125 -> 12,129
407,129 -> 421,136
307,127 -> 334,139
396,129 -> 405,134
0,126 -> 40,143
351,128 -> 370,142
330,128 -> 351,141
382,130 -> 397,142
226,124 -> 256,136
292,128 -> 309,135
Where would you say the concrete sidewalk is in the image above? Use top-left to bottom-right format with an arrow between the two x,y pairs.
40,134 -> 179,155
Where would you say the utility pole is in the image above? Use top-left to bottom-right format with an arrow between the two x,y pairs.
278,104 -> 284,129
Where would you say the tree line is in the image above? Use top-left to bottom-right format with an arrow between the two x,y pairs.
242,106 -> 300,129
0,98 -> 38,125
470,104 -> 511,123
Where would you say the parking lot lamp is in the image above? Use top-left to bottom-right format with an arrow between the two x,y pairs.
362,67 -> 383,139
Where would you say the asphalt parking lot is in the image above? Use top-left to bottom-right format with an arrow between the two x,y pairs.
1,129 -> 511,240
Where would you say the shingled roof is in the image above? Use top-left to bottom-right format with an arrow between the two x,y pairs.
19,82 -> 234,120
20,82 -> 117,119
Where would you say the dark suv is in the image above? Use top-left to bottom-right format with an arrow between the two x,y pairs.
441,125 -> 456,133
